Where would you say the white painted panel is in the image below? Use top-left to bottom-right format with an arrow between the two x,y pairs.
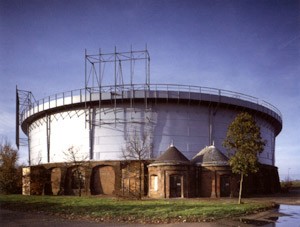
50,110 -> 89,163
27,102 -> 278,165
29,118 -> 47,165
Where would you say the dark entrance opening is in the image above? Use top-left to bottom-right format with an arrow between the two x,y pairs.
170,175 -> 182,198
220,175 -> 230,197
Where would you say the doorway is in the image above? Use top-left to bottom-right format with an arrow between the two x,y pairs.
220,175 -> 230,197
170,175 -> 182,198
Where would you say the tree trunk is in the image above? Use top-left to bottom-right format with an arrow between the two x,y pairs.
238,172 -> 244,204
138,162 -> 142,200
78,169 -> 82,197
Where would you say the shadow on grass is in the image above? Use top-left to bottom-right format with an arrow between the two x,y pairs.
0,195 -> 274,223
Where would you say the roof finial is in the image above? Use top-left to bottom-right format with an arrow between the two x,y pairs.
170,140 -> 174,147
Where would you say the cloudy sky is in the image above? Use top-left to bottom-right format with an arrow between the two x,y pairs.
1,0 -> 299,179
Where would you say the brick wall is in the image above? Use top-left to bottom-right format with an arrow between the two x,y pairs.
22,161 -> 280,198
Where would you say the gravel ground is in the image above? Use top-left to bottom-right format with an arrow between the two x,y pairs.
0,209 -> 257,227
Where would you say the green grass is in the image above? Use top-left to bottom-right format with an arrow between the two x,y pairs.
0,195 -> 274,223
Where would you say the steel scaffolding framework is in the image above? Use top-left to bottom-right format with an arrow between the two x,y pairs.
85,46 -> 150,91
84,46 -> 151,126
16,87 -> 36,149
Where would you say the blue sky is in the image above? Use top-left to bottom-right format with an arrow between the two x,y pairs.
1,0 -> 299,180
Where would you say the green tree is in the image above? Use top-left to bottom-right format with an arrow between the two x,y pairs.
223,112 -> 265,204
0,139 -> 22,194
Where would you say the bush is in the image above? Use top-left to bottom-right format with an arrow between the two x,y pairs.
281,180 -> 293,193
0,140 -> 22,194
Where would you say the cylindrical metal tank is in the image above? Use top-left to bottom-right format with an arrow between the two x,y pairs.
20,84 -> 282,166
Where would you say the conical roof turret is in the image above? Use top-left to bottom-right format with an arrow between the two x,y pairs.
154,145 -> 190,164
192,144 -> 228,166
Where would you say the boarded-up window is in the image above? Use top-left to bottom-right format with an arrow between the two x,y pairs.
150,175 -> 158,191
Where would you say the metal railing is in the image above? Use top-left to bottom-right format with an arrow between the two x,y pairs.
20,84 -> 282,123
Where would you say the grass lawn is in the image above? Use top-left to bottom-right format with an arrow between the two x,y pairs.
0,195 -> 275,223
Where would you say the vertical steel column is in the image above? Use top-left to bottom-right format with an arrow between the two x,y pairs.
145,44 -> 150,86
130,46 -> 133,108
16,86 -> 20,149
89,107 -> 94,160
209,107 -> 213,145
130,45 -> 133,86
114,46 -> 117,126
46,114 -> 51,163
145,45 -> 150,109
84,49 -> 88,129
27,125 -> 31,166
98,48 -> 102,126
84,49 -> 87,98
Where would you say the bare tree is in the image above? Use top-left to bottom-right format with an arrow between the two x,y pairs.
122,129 -> 153,199
63,146 -> 88,197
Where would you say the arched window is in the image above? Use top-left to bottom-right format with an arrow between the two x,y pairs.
150,175 -> 158,191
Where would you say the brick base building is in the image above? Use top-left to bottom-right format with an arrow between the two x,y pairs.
22,145 -> 280,198
148,146 -> 196,198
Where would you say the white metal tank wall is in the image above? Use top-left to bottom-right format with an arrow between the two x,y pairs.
29,119 -> 47,164
92,104 -> 211,160
211,108 -> 276,165
93,106 -> 155,160
29,110 -> 89,165
92,103 -> 276,164
28,102 -> 277,165
212,108 -> 236,153
49,110 -> 89,163
151,104 -> 210,158
256,118 -> 276,165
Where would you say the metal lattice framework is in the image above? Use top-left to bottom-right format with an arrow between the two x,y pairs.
84,47 -> 151,127
85,46 -> 150,91
16,87 -> 36,149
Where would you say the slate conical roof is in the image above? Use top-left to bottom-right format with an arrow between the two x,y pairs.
192,145 -> 228,166
154,145 -> 190,164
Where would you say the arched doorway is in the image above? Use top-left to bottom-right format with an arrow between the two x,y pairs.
50,167 -> 61,195
64,166 -> 85,196
91,165 -> 115,195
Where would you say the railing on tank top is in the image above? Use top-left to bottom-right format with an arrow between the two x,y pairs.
20,84 -> 282,124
